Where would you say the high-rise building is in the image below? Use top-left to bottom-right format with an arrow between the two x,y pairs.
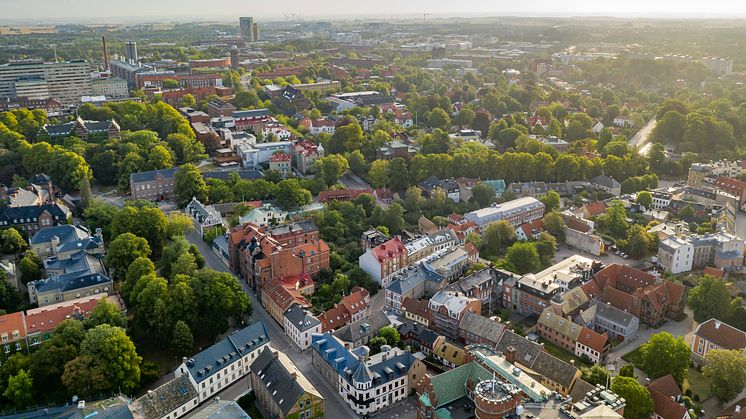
230,45 -> 240,71
125,41 -> 138,64
239,17 -> 254,42
0,60 -> 92,104
252,22 -> 259,42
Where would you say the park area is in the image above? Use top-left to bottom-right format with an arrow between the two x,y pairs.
622,347 -> 711,401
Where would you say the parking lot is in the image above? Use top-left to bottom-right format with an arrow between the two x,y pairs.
553,243 -> 635,268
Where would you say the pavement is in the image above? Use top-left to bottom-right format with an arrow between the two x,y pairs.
183,229 -> 360,418
340,173 -> 373,191
628,117 -> 656,156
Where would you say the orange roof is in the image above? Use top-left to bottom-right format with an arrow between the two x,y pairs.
577,327 -> 607,353
318,287 -> 370,332
600,287 -> 639,315
582,201 -> 607,217
649,386 -> 687,419
703,266 -> 725,278
402,298 -> 430,320
269,152 -> 291,162
0,312 -> 26,340
695,319 -> 746,350
372,238 -> 407,263
263,278 -> 309,311
649,374 -> 682,399
25,295 -> 119,335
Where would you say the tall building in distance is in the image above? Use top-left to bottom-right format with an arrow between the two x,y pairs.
125,41 -> 138,64
240,17 -> 254,42
253,22 -> 259,42
0,60 -> 92,104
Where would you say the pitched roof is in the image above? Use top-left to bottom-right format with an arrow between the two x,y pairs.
694,319 -> 746,350
589,300 -> 637,328
371,237 -> 407,263
582,201 -> 607,217
577,327 -> 607,353
134,375 -> 199,419
29,224 -> 89,245
129,167 -> 178,183
530,351 -> 578,389
401,297 -> 431,320
458,311 -> 505,343
284,303 -> 320,333
25,295 -> 119,335
432,338 -> 466,365
398,321 -> 440,347
425,362 -> 493,408
250,347 -> 322,415
0,203 -> 67,223
569,378 -> 596,402
649,374 -> 682,399
495,330 -> 543,367
0,312 -> 26,340
590,175 -> 620,189
333,310 -> 391,344
649,386 -> 687,419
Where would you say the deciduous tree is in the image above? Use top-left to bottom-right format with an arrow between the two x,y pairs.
704,349 -> 746,402
611,376 -> 653,419
640,332 -> 691,385
105,233 -> 151,280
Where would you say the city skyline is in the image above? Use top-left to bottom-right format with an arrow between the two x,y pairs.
4,0 -> 746,23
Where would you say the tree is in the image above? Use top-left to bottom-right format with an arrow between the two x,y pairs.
123,257 -> 155,302
543,211 -> 566,241
174,164 -> 208,207
535,232 -> 557,266
105,233 -> 151,280
86,298 -> 126,329
78,324 -> 142,393
166,133 -> 204,164
147,145 -> 174,170
4,369 -> 33,409
596,200 -> 628,239
166,212 -> 194,238
611,376 -> 653,419
18,250 -> 42,284
582,364 -> 610,386
382,203 -> 405,234
316,154 -> 350,186
78,175 -> 93,212
378,326 -> 400,347
704,349 -> 746,402
427,107 -> 451,131
540,190 -> 561,212
171,320 -> 194,357
345,150 -> 367,175
133,275 -> 171,338
275,179 -> 312,210
625,224 -> 655,259
619,364 -> 635,378
404,186 -> 425,213
504,242 -> 541,274
180,93 -> 196,108
454,108 -> 475,128
640,332 -> 691,385
636,191 -> 653,209
0,228 -> 27,254
190,269 -> 251,338
387,157 -> 410,192
368,159 -> 389,188
471,183 -> 496,207
482,221 -> 515,257
688,276 -> 733,323
368,336 -> 387,354
61,354 -> 110,397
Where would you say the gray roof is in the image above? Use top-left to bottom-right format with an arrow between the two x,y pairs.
31,271 -> 110,294
191,401 -> 250,419
333,310 -> 391,344
495,330 -> 543,366
284,303 -> 321,332
398,321 -> 440,347
590,300 -> 636,327
129,167 -> 178,184
590,175 -> 620,189
446,268 -> 495,294
530,351 -> 578,389
135,375 -> 198,419
458,311 -> 505,342
0,203 -> 67,224
43,252 -> 105,277
569,378 -> 596,402
29,224 -> 89,245
386,265 -> 441,295
269,220 -> 317,236
185,321 -> 269,384
352,361 -> 373,383
250,346 -> 314,415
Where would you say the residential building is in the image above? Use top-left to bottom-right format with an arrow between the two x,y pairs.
506,182 -> 548,199
0,312 -> 26,359
292,140 -> 324,174
311,333 -> 425,416
401,298 -> 431,326
692,319 -> 746,358
132,374 -> 199,419
184,197 -> 223,237
428,290 -> 481,340
576,301 -> 639,343
537,309 -> 583,352
284,304 -> 322,350
239,17 -> 255,42
377,140 -> 417,160
658,232 -> 744,274
398,321 -> 440,355
237,203 -> 286,227
590,175 -> 622,196
359,237 -> 408,287
516,219 -> 544,241
29,224 -> 104,260
0,60 -> 92,104
0,203 -> 68,233
228,221 -> 329,289
318,188 -> 372,203
25,294 -> 120,348
41,117 -> 121,142
457,311 -> 505,347
419,176 -> 460,202
464,197 -> 545,231
230,133 -> 293,169
261,277 -> 310,326
206,99 -> 237,118
250,347 -> 325,419
91,77 -> 128,98
432,336 -> 466,368
268,152 -> 292,177
361,228 -> 390,250
647,374 -> 689,419
190,400 -> 250,418
317,287 -> 370,332
129,167 -> 178,201
421,246 -> 470,282
28,272 -> 112,307
580,201 -> 607,219
175,321 -> 269,403
385,265 -> 444,312
444,267 -> 506,315
538,136 -> 569,152
575,327 -> 608,364
333,310 -> 391,348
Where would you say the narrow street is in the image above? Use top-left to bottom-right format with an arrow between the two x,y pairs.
184,229 -> 358,418
628,117 -> 656,156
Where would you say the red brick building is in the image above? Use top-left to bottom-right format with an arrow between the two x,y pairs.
317,286 -> 370,332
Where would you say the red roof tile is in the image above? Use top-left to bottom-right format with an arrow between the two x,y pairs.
0,312 -> 25,340
577,327 -> 607,353
372,238 -> 407,263
695,319 -> 746,351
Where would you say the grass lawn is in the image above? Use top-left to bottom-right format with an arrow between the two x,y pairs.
684,367 -> 711,400
621,347 -> 644,368
540,339 -> 592,368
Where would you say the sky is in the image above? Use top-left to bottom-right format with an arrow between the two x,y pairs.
3,0 -> 746,23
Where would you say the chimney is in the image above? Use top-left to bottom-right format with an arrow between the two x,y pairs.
291,371 -> 298,380
102,36 -> 109,72
505,346 -> 517,364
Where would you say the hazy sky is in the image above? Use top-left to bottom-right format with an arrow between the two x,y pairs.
3,0 -> 746,22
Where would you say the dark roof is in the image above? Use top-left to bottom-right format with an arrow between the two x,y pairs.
31,271 -> 110,294
590,175 -> 620,189
202,170 -> 262,181
29,224 -> 89,245
185,321 -> 269,384
129,167 -> 178,184
356,94 -> 395,106
458,312 -> 505,343
191,400 -> 250,419
250,347 -> 314,415
569,378 -> 596,402
398,321 -> 440,347
495,330 -> 543,366
0,204 -> 67,224
135,375 -> 199,419
284,303 -> 321,332
530,351 -> 578,389
333,310 -> 391,344
232,108 -> 270,118
42,122 -> 76,136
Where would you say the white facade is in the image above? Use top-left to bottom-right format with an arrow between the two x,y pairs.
231,134 -> 293,169
284,313 -> 322,350
238,203 -> 287,227
0,60 -> 92,104
657,237 -> 694,274
91,77 -> 129,98
575,341 -> 601,364
358,250 -> 386,286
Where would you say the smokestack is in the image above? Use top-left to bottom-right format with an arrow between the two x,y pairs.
102,36 -> 109,72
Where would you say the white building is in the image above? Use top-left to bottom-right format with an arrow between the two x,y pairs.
0,60 -> 92,104
184,197 -> 223,237
230,133 -> 292,169
175,321 -> 269,403
283,303 -> 322,350
464,197 -> 545,231
657,236 -> 694,274
238,203 -> 287,227
90,77 -> 129,98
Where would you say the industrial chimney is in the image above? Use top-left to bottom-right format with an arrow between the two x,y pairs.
101,36 -> 110,72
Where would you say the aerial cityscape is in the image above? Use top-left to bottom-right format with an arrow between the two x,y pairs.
0,2 -> 745,419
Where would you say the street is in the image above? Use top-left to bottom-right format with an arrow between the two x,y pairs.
184,229 -> 359,418
628,117 -> 656,156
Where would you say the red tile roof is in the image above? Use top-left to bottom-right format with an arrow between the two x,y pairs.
577,327 -> 607,353
694,319 -> 746,351
318,287 -> 370,332
318,188 -> 372,203
519,219 -> 544,238
715,176 -> 746,197
703,266 -> 725,278
269,152 -> 291,162
649,387 -> 688,419
0,312 -> 25,340
582,201 -> 607,218
25,295 -> 119,335
402,297 -> 431,321
649,374 -> 682,399
372,238 -> 407,263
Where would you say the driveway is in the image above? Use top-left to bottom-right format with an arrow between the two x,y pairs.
183,230 -> 359,418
